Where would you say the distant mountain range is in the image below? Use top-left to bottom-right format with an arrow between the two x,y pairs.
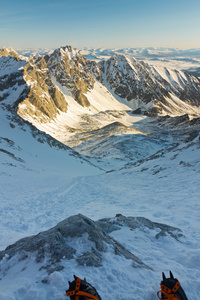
16,46 -> 200,59
16,46 -> 200,78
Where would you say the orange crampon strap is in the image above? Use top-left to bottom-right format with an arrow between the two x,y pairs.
157,280 -> 181,300
66,277 -> 99,300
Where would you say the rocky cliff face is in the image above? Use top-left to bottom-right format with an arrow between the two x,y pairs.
18,55 -> 67,121
0,49 -> 28,107
0,48 -> 68,123
98,54 -> 200,116
0,46 -> 97,124
1,46 -> 200,129
0,213 -> 182,273
46,46 -> 95,106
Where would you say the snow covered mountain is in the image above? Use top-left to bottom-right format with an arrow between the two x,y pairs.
0,46 -> 200,300
17,46 -> 200,60
79,47 -> 200,77
98,54 -> 200,116
1,45 -> 200,157
79,47 -> 200,61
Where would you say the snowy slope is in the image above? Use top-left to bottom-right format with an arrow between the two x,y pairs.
0,46 -> 200,300
0,115 -> 199,299
0,103 -> 102,248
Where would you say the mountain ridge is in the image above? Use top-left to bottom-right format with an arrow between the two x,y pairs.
1,46 -> 200,116
1,45 -> 200,154
98,53 -> 200,116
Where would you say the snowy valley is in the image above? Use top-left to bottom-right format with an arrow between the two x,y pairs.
0,46 -> 200,300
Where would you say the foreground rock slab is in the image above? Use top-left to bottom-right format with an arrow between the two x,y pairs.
0,214 -> 182,273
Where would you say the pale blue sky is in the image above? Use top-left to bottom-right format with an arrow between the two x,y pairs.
0,0 -> 200,49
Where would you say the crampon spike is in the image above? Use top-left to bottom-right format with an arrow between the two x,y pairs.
170,271 -> 174,279
157,271 -> 188,300
162,272 -> 166,280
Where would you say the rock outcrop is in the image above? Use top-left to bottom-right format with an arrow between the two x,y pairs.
0,214 -> 150,270
18,55 -> 68,121
97,214 -> 183,240
0,214 -> 183,275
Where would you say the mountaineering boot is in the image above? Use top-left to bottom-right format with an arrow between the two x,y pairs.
66,275 -> 102,300
157,271 -> 188,300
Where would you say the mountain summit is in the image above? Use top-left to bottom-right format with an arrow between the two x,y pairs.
46,46 -> 94,106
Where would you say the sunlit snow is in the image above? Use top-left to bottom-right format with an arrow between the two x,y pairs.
0,48 -> 200,300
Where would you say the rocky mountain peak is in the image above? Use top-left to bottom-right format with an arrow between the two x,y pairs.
0,47 -> 17,57
0,47 -> 26,61
60,45 -> 79,58
46,45 -> 95,107
47,45 -> 80,65
107,53 -> 137,67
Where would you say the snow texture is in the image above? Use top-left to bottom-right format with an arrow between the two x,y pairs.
0,48 -> 200,300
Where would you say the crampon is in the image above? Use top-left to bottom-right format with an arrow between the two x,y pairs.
66,271 -> 188,300
157,271 -> 188,300
66,275 -> 102,300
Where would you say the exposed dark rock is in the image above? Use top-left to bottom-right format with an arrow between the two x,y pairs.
1,47 -> 200,127
96,220 -> 119,233
86,60 -> 103,83
46,265 -> 65,275
0,69 -> 24,91
167,114 -> 189,126
149,114 -> 200,144
0,214 -> 152,271
132,107 -> 149,115
184,130 -> 199,142
189,117 -> 200,125
98,214 -> 183,241
0,148 -> 24,163
76,249 -> 102,267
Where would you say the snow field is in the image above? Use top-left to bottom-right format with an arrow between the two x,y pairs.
0,134 -> 200,299
0,49 -> 200,299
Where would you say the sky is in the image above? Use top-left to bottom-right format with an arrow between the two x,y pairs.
0,0 -> 200,50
